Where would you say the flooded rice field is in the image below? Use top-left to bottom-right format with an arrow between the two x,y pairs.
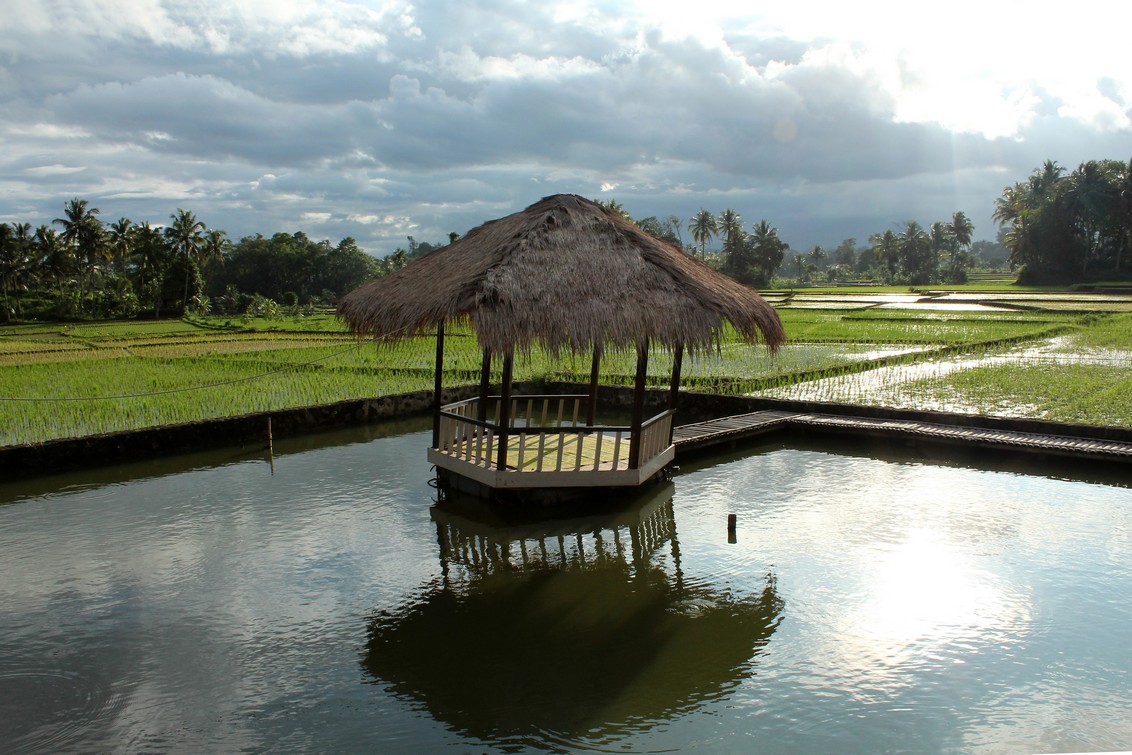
2,420 -> 1130,752
777,291 -> 1132,312
757,335 -> 1131,417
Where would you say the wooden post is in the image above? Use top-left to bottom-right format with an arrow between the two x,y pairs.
432,322 -> 445,449
586,346 -> 601,427
668,343 -> 684,443
628,338 -> 649,469
496,350 -> 514,470
478,349 -> 492,422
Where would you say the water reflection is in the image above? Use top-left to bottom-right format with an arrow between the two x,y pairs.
362,484 -> 783,749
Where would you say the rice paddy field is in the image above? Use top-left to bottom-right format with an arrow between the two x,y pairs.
1,291 -> 1129,447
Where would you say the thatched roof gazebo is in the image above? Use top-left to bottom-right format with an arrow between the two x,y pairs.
338,194 -> 785,498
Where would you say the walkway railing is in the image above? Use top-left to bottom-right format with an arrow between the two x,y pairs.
435,394 -> 674,474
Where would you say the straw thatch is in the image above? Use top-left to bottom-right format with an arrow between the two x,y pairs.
337,194 -> 785,355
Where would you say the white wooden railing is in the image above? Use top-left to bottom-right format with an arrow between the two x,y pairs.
435,394 -> 674,474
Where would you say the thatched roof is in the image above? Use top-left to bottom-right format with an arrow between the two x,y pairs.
337,194 -> 785,355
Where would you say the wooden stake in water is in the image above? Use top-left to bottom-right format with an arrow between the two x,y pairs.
265,418 -> 275,475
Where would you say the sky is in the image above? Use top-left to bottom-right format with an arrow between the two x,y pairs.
2,0 -> 1131,257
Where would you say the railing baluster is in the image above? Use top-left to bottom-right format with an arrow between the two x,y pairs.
436,396 -> 669,477
443,416 -> 454,452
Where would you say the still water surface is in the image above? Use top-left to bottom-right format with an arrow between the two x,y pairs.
2,418 -> 1130,753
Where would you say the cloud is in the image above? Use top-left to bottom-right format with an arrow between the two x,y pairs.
1,0 -> 1130,255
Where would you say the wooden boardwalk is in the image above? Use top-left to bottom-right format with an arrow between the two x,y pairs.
672,410 -> 1132,464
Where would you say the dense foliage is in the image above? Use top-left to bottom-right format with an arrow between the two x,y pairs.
205,233 -> 384,315
993,159 -> 1132,283
0,201 -> 390,323
604,199 -> 986,287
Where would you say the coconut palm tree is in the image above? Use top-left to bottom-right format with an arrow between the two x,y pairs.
1116,158 -> 1132,275
949,211 -> 974,250
54,198 -> 105,310
744,220 -> 788,286
108,217 -> 133,275
899,221 -> 934,284
718,209 -> 744,250
165,209 -> 206,312
0,223 -> 41,320
1065,160 -> 1117,277
689,209 -> 718,258
133,222 -> 171,318
0,223 -> 14,320
35,225 -> 70,299
869,230 -> 900,284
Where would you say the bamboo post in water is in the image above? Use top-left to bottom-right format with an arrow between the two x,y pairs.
432,322 -> 445,449
628,338 -> 649,469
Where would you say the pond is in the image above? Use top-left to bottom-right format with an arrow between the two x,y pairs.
2,418 -> 1130,753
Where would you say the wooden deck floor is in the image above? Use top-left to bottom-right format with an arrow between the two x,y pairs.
502,432 -> 633,472
672,410 -> 1132,463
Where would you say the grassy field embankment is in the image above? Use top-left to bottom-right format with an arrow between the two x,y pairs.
1,291 -> 1129,447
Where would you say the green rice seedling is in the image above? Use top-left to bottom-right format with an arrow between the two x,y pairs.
905,362 -> 1132,425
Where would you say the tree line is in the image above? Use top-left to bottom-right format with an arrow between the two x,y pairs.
605,201 -> 985,287
3,157 -> 1125,322
609,156 -> 1131,287
993,158 -> 1132,283
0,200 -> 396,322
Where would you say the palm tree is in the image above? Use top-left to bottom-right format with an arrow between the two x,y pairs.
748,221 -> 788,287
870,230 -> 900,284
1116,158 -> 1132,276
132,222 -> 171,318
0,223 -> 14,320
108,217 -> 133,275
1065,160 -> 1116,277
899,221 -> 934,284
202,228 -> 228,266
992,184 -> 1035,272
0,223 -> 40,320
165,209 -> 206,312
718,209 -> 744,249
689,209 -> 719,258
949,211 -> 974,250
35,225 -> 70,298
1031,159 -> 1065,200
53,198 -> 105,309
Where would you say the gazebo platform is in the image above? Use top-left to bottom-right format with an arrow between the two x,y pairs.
430,394 -> 675,493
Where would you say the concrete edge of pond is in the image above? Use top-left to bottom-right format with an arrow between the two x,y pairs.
3,379 -> 1129,481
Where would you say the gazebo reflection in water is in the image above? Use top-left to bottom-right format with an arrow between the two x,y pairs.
432,480 -> 682,579
362,484 -> 784,748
